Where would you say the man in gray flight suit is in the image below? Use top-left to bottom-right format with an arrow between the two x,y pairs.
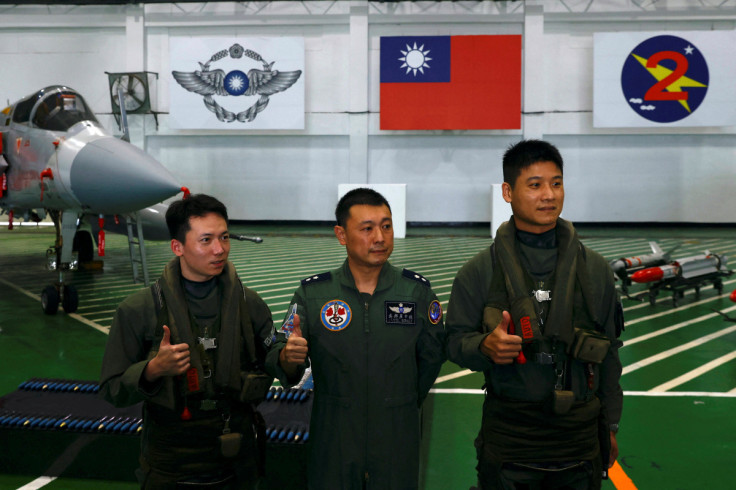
266,187 -> 446,489
100,194 -> 273,489
447,140 -> 624,490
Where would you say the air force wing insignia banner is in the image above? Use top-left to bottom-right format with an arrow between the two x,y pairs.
594,31 -> 736,128
170,37 -> 304,129
380,35 -> 521,130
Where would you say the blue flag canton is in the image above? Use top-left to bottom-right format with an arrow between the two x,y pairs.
380,36 -> 451,84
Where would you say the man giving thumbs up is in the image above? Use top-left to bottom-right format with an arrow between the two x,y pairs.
100,194 -> 274,489
446,140 -> 624,490
265,188 -> 446,490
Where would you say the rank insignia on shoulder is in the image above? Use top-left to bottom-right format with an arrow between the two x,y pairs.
402,269 -> 431,287
385,301 -> 416,326
428,300 -> 443,325
301,272 -> 331,286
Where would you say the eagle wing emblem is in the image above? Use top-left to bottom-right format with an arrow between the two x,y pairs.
172,66 -> 228,96
389,306 -> 412,314
245,67 -> 302,96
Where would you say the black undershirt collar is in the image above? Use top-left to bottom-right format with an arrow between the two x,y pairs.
516,227 -> 557,249
181,275 -> 218,299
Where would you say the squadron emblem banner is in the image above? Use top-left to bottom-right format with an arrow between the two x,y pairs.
594,30 -> 736,128
170,37 -> 304,129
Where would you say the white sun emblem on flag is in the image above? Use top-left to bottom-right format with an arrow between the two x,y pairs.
399,43 -> 432,76
228,74 -> 245,91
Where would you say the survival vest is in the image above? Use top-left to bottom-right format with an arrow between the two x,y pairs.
483,218 -> 609,364
146,259 -> 272,414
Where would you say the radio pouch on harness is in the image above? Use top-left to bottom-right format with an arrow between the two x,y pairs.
240,371 -> 273,404
571,328 -> 611,364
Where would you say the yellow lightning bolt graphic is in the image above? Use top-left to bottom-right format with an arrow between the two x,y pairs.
632,53 -> 707,113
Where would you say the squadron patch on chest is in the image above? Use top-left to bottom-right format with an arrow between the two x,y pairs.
320,299 -> 352,331
385,301 -> 416,326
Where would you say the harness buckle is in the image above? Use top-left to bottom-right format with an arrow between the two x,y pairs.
198,337 -> 217,350
535,352 -> 557,364
200,399 -> 218,411
534,290 -> 552,302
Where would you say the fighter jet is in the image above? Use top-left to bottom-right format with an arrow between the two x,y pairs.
0,85 -> 182,314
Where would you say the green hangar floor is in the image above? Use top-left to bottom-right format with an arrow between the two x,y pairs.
1,223 -> 735,489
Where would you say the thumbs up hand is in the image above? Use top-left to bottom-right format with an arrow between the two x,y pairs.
281,314 -> 308,365
144,325 -> 191,382
279,314 -> 309,379
480,311 -> 523,365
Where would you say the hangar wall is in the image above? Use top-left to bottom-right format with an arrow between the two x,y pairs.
1,0 -> 735,223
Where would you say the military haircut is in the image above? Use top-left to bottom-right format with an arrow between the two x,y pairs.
166,193 -> 229,243
503,139 -> 564,189
335,188 -> 392,227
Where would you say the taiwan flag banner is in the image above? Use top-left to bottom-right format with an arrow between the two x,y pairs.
594,30 -> 736,127
380,35 -> 521,130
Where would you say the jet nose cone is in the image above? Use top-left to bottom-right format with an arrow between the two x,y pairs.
70,137 -> 181,214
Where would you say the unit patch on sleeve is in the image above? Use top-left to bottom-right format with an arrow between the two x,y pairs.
428,300 -> 443,325
320,299 -> 351,331
385,301 -> 416,326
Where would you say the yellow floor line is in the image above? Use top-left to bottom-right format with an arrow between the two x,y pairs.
610,461 -> 637,490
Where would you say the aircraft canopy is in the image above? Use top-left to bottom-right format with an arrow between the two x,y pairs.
12,86 -> 99,131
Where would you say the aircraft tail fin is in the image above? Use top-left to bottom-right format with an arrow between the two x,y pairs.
664,243 -> 681,260
649,241 -> 663,255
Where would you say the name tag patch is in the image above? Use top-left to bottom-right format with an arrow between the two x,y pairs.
385,301 -> 416,326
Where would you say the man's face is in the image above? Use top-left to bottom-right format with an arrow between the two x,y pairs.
335,204 -> 394,270
502,160 -> 564,234
171,212 -> 230,282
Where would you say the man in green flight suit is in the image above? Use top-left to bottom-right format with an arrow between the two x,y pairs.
100,194 -> 274,489
447,140 -> 624,490
266,187 -> 446,490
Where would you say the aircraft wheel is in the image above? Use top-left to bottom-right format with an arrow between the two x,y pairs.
73,230 -> 94,263
62,285 -> 79,313
41,285 -> 60,315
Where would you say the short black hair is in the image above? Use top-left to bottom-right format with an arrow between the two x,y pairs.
166,194 -> 228,243
335,188 -> 391,227
503,139 -> 563,189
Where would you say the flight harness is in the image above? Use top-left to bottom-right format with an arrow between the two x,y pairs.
148,272 -> 271,463
483,219 -> 612,415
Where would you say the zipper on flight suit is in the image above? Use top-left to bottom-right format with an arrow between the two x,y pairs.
362,293 -> 371,487
362,294 -> 371,333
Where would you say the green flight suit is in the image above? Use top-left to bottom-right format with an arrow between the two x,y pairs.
266,260 -> 446,490
446,218 -> 623,488
100,258 -> 273,489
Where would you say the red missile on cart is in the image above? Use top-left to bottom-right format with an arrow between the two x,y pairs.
609,241 -> 671,278
631,252 -> 728,284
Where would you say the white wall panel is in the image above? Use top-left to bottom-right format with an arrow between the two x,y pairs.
369,135 -> 513,222
146,134 -> 350,220
555,134 -> 736,223
2,1 -> 736,224
0,29 -> 124,112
